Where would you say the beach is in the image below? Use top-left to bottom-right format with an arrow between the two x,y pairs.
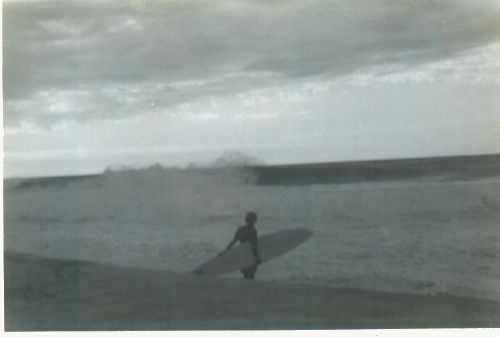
5,251 -> 500,331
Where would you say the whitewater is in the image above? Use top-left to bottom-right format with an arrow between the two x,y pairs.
4,166 -> 500,301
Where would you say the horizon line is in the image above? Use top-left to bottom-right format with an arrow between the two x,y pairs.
4,152 -> 500,181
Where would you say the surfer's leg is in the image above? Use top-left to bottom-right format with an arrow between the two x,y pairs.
241,268 -> 250,279
241,265 -> 257,280
248,265 -> 257,279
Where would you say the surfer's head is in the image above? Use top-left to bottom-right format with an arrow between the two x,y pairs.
245,211 -> 257,226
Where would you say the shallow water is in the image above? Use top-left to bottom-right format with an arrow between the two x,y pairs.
4,167 -> 500,300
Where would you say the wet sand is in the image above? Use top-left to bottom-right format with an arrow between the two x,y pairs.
4,252 -> 500,331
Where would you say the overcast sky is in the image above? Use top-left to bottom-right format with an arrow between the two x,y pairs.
4,0 -> 500,177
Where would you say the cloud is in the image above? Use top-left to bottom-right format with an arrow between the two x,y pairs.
4,0 -> 500,128
347,42 -> 500,86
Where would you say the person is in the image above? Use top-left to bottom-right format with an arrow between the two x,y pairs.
222,211 -> 262,280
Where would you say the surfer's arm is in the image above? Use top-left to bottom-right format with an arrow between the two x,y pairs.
250,232 -> 262,265
225,230 -> 240,251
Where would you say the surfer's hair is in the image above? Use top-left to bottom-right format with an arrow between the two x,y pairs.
245,211 -> 257,223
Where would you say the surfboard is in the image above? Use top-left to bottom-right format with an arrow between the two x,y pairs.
193,228 -> 313,276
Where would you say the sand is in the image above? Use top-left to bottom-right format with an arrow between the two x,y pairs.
4,252 -> 500,331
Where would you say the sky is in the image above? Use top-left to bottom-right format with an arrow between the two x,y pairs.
3,0 -> 500,178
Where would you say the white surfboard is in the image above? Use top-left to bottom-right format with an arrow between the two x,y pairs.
193,228 -> 313,276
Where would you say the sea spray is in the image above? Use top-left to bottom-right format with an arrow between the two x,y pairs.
5,164 -> 259,225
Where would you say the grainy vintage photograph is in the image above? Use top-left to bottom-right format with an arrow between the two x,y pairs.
3,0 -> 500,331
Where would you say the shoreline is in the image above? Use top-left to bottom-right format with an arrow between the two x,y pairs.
5,251 -> 500,331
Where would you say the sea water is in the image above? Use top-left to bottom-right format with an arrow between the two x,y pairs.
4,166 -> 500,300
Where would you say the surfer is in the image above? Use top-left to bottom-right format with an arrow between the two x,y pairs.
223,211 -> 262,280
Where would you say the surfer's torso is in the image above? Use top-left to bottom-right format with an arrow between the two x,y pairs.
236,225 -> 257,245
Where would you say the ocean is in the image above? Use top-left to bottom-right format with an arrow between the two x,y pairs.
4,156 -> 500,301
